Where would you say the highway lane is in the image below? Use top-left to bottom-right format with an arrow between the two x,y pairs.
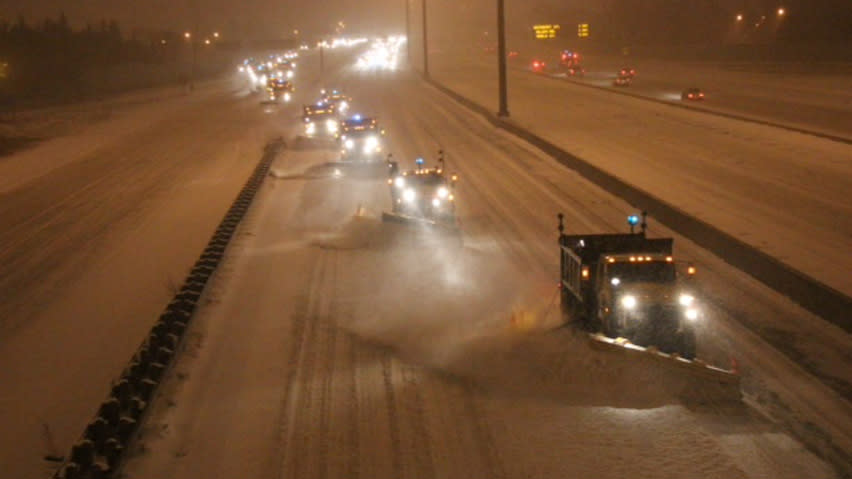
497,45 -> 852,141
122,60 -> 848,478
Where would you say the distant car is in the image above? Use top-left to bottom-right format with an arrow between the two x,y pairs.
613,75 -> 632,87
560,50 -> 581,66
619,67 -> 636,78
507,50 -> 519,58
566,66 -> 585,77
531,60 -> 546,73
681,87 -> 705,101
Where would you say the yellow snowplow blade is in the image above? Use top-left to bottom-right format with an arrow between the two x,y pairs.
381,211 -> 459,232
587,333 -> 741,401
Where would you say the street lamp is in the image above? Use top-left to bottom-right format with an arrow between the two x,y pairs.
777,7 -> 786,16
184,32 -> 191,39
405,0 -> 411,64
736,14 -> 743,21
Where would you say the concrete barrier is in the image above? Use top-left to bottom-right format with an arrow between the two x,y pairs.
52,138 -> 284,478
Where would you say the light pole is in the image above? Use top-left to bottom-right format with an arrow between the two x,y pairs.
421,0 -> 429,77
405,0 -> 412,64
496,0 -> 509,117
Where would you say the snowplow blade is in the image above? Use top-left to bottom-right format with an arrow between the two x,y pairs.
381,211 -> 462,243
587,333 -> 741,402
382,211 -> 457,230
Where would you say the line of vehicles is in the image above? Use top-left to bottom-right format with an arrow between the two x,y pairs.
239,52 -> 299,104
299,87 -> 459,228
300,85 -> 726,380
243,49 -> 732,384
527,50 -> 706,101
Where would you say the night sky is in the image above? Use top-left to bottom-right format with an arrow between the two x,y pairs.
0,0 -> 849,42
0,0 -> 406,38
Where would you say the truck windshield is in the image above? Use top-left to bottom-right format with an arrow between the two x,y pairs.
607,262 -> 676,283
407,174 -> 446,187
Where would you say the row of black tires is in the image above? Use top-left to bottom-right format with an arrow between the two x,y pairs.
53,139 -> 284,479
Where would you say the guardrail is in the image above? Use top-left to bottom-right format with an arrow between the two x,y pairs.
424,76 -> 852,334
51,138 -> 283,479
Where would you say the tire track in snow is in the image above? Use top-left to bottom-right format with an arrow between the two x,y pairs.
277,252 -> 330,479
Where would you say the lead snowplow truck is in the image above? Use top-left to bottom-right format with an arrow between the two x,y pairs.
558,212 -> 739,387
559,212 -> 699,357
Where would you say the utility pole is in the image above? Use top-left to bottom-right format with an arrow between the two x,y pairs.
496,0 -> 509,117
189,0 -> 199,91
421,0 -> 429,77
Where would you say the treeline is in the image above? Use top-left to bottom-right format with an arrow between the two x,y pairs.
0,15 -> 181,102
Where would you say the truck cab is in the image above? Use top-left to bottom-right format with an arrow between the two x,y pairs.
595,254 -> 698,348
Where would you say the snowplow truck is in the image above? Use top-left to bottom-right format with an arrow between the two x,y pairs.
383,154 -> 458,228
558,212 -> 699,359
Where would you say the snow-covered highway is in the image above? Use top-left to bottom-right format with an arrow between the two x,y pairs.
0,46 -> 849,479
120,56 -> 849,477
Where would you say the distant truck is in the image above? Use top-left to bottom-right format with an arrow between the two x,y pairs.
384,154 -> 458,227
558,212 -> 699,358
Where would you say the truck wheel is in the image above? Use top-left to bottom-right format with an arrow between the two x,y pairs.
677,328 -> 697,360
601,315 -> 620,338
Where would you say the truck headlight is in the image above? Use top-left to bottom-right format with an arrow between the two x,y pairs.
432,198 -> 440,207
685,308 -> 699,321
284,92 -> 291,102
306,122 -> 316,134
287,70 -> 294,78
679,294 -> 694,306
394,177 -> 405,188
437,187 -> 449,198
326,120 -> 338,132
621,295 -> 637,309
345,139 -> 355,149
403,188 -> 416,202
364,136 -> 379,153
